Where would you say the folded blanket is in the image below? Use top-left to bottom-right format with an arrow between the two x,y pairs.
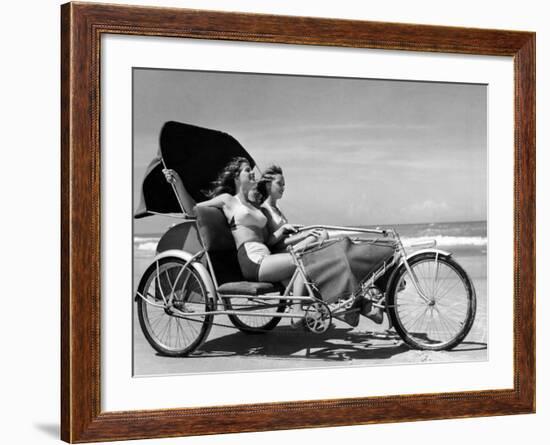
300,237 -> 396,303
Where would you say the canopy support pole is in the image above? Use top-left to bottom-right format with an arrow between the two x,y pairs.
161,156 -> 188,215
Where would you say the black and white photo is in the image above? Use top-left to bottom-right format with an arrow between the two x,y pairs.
133,68 -> 487,376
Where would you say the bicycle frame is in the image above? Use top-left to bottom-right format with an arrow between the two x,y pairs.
138,219 -> 445,322
139,163 -> 441,319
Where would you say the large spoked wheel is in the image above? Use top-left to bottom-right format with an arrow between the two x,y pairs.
136,258 -> 215,357
223,295 -> 287,334
388,252 -> 476,351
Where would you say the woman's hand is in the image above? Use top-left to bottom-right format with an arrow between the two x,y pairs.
310,229 -> 327,239
282,228 -> 329,250
278,223 -> 298,236
267,223 -> 298,247
162,168 -> 180,185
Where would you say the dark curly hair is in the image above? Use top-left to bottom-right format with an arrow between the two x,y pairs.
256,164 -> 283,202
207,157 -> 251,197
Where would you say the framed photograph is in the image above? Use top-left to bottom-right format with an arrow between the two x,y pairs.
61,2 -> 535,442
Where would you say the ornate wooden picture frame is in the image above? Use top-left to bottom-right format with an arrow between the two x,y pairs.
61,2 -> 535,442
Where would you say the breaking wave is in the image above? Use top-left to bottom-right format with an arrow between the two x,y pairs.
400,235 -> 487,247
134,237 -> 160,252
133,226 -> 487,254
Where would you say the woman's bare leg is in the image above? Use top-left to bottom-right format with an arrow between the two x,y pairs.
292,235 -> 316,251
258,253 -> 306,295
258,254 -> 306,327
292,272 -> 305,297
289,272 -> 306,327
257,253 -> 296,283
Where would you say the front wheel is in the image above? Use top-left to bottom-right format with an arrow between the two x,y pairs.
136,258 -> 215,356
388,252 -> 476,351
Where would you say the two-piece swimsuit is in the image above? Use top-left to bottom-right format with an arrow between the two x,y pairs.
225,196 -> 270,281
261,202 -> 288,233
260,202 -> 291,253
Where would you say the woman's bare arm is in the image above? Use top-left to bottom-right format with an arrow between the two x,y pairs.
266,223 -> 298,247
282,228 -> 328,249
163,169 -> 233,210
282,230 -> 313,246
195,193 -> 232,209
161,168 -> 196,213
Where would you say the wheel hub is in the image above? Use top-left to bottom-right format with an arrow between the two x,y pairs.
304,302 -> 332,334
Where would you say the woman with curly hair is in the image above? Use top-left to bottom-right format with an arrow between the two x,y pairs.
163,158 -> 304,296
257,165 -> 327,253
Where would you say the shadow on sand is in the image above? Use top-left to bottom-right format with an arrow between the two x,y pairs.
180,327 -> 413,361
155,328 -> 489,362
451,341 -> 488,352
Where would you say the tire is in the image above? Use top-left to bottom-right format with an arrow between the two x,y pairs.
136,258 -> 215,356
387,252 -> 476,351
223,295 -> 287,334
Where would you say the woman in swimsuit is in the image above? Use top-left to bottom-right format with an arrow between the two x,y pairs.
257,165 -> 328,253
163,158 -> 304,296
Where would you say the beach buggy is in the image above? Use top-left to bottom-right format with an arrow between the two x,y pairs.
134,122 -> 476,357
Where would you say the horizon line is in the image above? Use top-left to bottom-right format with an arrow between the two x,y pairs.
134,218 -> 487,236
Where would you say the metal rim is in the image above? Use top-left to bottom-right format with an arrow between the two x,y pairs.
393,257 -> 473,349
139,260 -> 209,353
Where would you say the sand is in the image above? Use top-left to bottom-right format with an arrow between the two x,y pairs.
132,250 -> 487,376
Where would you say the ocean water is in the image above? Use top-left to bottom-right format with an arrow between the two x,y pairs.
134,236 -> 163,257
134,220 -> 487,257
381,220 -> 487,254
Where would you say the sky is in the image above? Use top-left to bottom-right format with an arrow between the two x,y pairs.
133,68 -> 486,235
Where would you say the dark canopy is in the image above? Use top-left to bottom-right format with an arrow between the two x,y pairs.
135,121 -> 255,218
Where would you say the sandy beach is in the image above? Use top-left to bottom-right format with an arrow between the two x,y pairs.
132,244 -> 487,376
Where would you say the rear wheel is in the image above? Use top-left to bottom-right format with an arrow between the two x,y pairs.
136,258 -> 214,356
223,296 -> 287,334
388,253 -> 476,351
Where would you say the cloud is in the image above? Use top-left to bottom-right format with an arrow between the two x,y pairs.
404,200 -> 450,219
409,200 -> 449,211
